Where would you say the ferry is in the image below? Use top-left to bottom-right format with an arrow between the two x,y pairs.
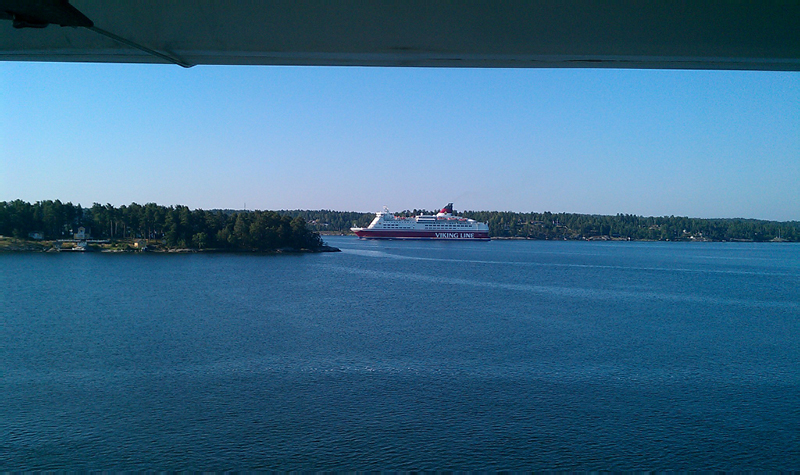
351,203 -> 490,240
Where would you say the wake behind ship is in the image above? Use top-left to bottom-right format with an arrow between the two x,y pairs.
351,203 -> 490,240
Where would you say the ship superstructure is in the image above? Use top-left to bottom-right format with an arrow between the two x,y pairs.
351,203 -> 490,240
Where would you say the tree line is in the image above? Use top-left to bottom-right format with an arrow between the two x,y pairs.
0,200 -> 324,251
458,211 -> 799,242
3,200 -> 797,243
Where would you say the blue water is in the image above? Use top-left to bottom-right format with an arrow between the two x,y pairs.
2,238 -> 799,470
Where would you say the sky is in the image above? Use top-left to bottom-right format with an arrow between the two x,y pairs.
1,63 -> 798,221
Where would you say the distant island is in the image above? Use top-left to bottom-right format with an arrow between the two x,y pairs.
1,200 -> 798,251
284,208 -> 799,242
0,200 -> 338,253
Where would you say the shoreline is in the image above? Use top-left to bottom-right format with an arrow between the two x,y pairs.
326,234 -> 792,243
2,236 -> 793,253
0,237 -> 340,254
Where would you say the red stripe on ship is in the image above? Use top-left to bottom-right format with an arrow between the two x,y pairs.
354,230 -> 490,240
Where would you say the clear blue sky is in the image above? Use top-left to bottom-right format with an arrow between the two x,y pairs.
1,63 -> 798,221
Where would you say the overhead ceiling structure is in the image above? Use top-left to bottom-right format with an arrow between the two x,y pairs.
1,0 -> 799,71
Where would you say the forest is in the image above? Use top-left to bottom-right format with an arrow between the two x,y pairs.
459,210 -> 799,242
2,200 -> 797,245
0,200 -> 324,251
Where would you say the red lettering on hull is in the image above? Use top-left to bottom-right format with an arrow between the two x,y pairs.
354,230 -> 490,240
